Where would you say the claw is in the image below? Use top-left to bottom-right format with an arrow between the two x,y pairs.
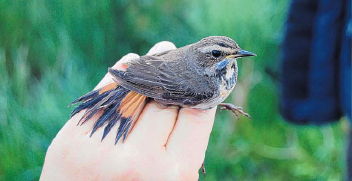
218,103 -> 250,118
219,107 -> 227,110
201,163 -> 206,174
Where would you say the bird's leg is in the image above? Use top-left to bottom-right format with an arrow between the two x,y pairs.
218,103 -> 250,118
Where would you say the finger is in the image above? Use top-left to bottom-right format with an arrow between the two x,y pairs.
127,102 -> 179,148
166,107 -> 217,169
94,53 -> 140,90
125,41 -> 177,147
147,41 -> 176,55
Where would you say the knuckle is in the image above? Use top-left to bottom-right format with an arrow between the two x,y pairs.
156,41 -> 176,49
125,53 -> 139,58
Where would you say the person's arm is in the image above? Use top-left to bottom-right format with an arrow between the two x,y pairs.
40,41 -> 216,181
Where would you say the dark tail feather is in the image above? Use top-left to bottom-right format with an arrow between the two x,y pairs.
71,82 -> 147,144
116,117 -> 131,144
102,113 -> 121,141
78,88 -> 128,125
70,90 -> 110,117
71,89 -> 99,105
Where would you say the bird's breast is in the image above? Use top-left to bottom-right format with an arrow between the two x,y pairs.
191,60 -> 238,109
218,60 -> 237,99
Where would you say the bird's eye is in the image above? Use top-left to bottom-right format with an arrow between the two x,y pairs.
211,50 -> 222,58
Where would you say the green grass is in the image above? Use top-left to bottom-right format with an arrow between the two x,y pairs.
0,0 -> 347,180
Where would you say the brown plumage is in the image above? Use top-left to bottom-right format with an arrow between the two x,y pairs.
71,36 -> 255,143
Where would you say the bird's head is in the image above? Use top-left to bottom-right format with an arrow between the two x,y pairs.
187,36 -> 255,79
191,36 -> 256,67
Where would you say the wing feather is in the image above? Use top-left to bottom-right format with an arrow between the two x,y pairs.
109,55 -> 217,106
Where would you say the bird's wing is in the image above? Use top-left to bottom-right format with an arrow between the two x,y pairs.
109,55 -> 217,106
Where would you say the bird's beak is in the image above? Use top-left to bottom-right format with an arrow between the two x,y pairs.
226,49 -> 256,59
236,50 -> 256,58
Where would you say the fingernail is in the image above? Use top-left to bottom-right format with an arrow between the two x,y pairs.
147,41 -> 177,55
112,53 -> 140,69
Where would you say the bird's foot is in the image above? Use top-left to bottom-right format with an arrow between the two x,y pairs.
218,103 -> 250,118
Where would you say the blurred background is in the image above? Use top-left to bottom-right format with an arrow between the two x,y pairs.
0,0 -> 348,180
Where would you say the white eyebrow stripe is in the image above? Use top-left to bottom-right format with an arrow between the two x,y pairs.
198,45 -> 233,54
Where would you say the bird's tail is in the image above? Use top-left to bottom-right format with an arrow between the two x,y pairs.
71,82 -> 147,143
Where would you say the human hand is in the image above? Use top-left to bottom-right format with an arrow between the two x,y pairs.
40,41 -> 217,181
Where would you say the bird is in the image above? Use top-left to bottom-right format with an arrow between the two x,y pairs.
70,36 -> 255,144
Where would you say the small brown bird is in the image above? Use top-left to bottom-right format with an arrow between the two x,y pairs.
71,36 -> 255,143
